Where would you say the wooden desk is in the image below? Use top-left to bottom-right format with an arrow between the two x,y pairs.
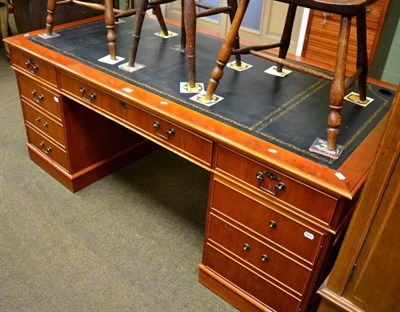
4,17 -> 395,312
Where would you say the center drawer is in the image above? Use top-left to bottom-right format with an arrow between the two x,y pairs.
59,72 -> 213,167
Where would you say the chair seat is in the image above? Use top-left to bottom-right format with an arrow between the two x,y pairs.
278,0 -> 377,15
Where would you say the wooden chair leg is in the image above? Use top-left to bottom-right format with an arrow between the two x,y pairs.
356,9 -> 368,101
152,4 -> 169,36
104,0 -> 117,59
276,3 -> 297,72
227,0 -> 241,67
204,0 -> 250,102
45,0 -> 56,36
183,0 -> 197,88
180,0 -> 186,50
128,0 -> 148,67
327,15 -> 352,151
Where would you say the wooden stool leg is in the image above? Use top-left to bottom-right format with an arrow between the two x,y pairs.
45,0 -> 56,36
204,0 -> 250,102
104,0 -> 117,60
180,0 -> 186,50
152,5 -> 169,36
276,4 -> 297,72
327,16 -> 352,151
128,0 -> 148,67
356,9 -> 368,101
184,0 -> 197,88
227,0 -> 241,66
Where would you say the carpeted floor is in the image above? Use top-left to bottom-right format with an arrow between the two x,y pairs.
0,42 -> 237,311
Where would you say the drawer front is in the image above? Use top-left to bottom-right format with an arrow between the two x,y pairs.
215,145 -> 337,223
212,181 -> 323,264
26,125 -> 69,171
17,74 -> 62,119
11,48 -> 58,87
22,101 -> 65,147
204,244 -> 301,312
59,72 -> 213,166
208,213 -> 311,295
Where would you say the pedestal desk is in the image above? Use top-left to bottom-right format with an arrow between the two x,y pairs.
4,17 -> 396,312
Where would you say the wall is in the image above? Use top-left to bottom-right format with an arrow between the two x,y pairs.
370,0 -> 400,85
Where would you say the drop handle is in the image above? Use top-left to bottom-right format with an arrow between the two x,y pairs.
39,141 -> 52,155
256,171 -> 286,196
79,87 -> 97,103
25,58 -> 39,73
243,243 -> 250,251
153,121 -> 175,140
31,89 -> 44,103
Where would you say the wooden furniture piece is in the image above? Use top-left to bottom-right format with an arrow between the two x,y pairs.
316,85 -> 400,311
0,0 -> 17,56
302,0 -> 390,73
202,0 -> 376,154
4,18 -> 395,311
45,0 -> 119,60
11,0 -> 103,33
126,0 -> 240,92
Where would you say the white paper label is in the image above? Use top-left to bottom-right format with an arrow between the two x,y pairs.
304,231 -> 315,240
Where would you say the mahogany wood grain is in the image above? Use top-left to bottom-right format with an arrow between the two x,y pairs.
4,17 -> 395,199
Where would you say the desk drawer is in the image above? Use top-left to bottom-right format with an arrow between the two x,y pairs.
11,48 -> 58,87
17,74 -> 62,120
26,124 -> 69,171
22,101 -> 65,147
59,72 -> 213,167
215,145 -> 337,223
211,181 -> 323,264
208,213 -> 311,295
204,244 -> 301,312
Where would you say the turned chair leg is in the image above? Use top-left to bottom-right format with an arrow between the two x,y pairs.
104,0 -> 117,60
45,0 -> 56,36
327,15 -> 352,151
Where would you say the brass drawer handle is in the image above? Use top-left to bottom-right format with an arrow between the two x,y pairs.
256,171 -> 286,196
25,58 -> 39,74
31,89 -> 44,103
153,121 -> 175,140
39,141 -> 52,155
79,87 -> 97,103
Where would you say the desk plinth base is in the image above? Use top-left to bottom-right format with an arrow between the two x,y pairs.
198,264 -> 267,312
27,140 -> 157,192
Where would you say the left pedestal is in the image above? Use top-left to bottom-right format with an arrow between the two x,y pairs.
11,47 -> 156,192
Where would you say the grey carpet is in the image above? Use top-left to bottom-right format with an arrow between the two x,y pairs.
0,42 -> 237,311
